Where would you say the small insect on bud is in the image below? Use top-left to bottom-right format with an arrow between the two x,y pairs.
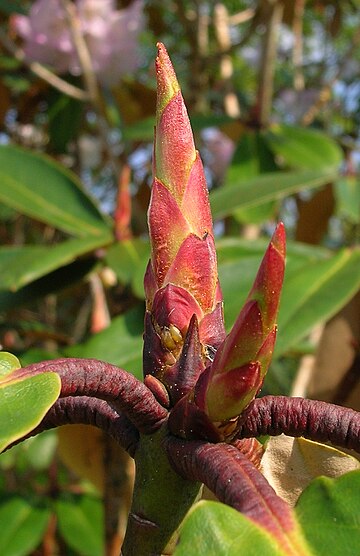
169,324 -> 183,344
161,324 -> 183,352
161,329 -> 177,351
204,344 -> 216,362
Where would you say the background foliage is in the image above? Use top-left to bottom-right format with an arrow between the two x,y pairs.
0,1 -> 360,554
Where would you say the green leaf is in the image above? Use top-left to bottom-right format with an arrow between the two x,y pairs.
0,256 -> 97,311
264,125 -> 343,171
105,238 -> 150,298
0,352 -> 61,452
218,239 -> 329,333
218,239 -> 360,356
226,130 -> 278,224
0,145 -> 111,237
296,470 -> 360,556
123,113 -> 233,141
23,430 -> 58,471
0,351 -> 21,379
220,255 -> 264,327
334,176 -> 360,223
48,91 -> 83,153
275,248 -> 360,356
65,304 -> 144,378
56,494 -> 104,556
174,501 -> 306,556
0,495 -> 50,556
216,237 -> 329,266
0,235 -> 111,291
122,115 -> 154,141
228,130 -> 278,181
0,430 -> 58,472
211,170 -> 337,219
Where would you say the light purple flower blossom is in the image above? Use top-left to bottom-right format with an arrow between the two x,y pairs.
13,0 -> 144,86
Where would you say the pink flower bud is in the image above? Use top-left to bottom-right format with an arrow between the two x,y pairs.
144,44 -> 225,402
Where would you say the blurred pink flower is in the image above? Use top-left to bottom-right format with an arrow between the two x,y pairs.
202,128 -> 235,183
13,0 -> 144,86
13,0 -> 73,73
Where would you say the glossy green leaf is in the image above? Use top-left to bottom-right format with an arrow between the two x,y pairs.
211,170 -> 337,219
218,239 -> 329,332
216,237 -> 329,266
122,115 -> 155,141
275,248 -> 360,356
264,124 -> 342,171
0,430 -> 58,472
0,145 -> 111,237
105,238 -> 150,297
228,130 -> 277,180
0,256 -> 97,311
0,351 -> 21,379
0,352 -> 61,452
65,304 -> 144,378
219,255 -> 264,327
0,495 -> 50,556
56,494 -> 104,556
132,258 -> 149,299
296,470 -> 360,556
23,430 -> 58,471
0,235 -> 111,291
218,239 -> 360,356
48,90 -> 83,153
174,500 -> 308,556
334,176 -> 360,223
226,130 -> 278,223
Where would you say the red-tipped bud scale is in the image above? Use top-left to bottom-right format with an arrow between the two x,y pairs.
144,43 -> 225,402
196,224 -> 286,422
145,43 -> 286,441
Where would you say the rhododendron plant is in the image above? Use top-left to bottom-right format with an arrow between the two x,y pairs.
13,0 -> 143,86
144,43 -> 285,443
2,43 -> 360,556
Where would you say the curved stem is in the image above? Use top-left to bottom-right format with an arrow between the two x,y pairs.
21,358 -> 168,434
8,396 -> 139,457
237,396 -> 360,453
165,437 -> 303,553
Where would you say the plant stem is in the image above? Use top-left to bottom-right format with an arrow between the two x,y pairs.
60,0 -> 100,105
255,0 -> 283,127
214,3 -> 241,117
293,0 -> 305,91
122,426 -> 201,556
237,395 -> 360,453
21,358 -> 168,433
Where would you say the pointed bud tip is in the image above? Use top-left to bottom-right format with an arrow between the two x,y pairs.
271,222 -> 286,259
155,42 -> 180,114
